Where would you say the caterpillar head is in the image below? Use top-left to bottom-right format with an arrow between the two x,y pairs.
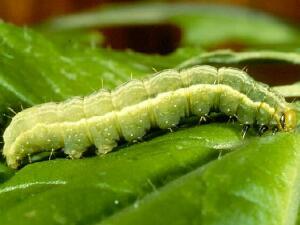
280,108 -> 297,131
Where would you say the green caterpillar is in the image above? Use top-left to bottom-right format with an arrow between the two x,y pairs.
3,65 -> 296,169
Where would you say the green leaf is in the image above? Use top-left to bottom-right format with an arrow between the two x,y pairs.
178,50 -> 300,68
0,161 -> 13,183
0,124 -> 299,225
99,132 -> 300,225
273,83 -> 300,98
1,19 -> 300,225
0,124 -> 238,224
38,3 -> 300,49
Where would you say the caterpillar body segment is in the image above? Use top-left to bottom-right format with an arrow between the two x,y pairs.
3,65 -> 296,168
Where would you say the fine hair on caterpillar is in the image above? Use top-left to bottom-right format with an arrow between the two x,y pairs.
3,65 -> 297,169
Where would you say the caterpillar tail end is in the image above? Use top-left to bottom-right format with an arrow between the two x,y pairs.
4,153 -> 20,169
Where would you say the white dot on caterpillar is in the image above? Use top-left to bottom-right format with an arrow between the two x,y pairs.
228,116 -> 236,124
114,200 -> 119,205
134,202 -> 139,209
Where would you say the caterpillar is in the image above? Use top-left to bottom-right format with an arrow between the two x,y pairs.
3,65 -> 296,169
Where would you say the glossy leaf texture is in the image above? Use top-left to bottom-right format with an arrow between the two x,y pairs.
0,4 -> 300,224
1,124 -> 300,225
